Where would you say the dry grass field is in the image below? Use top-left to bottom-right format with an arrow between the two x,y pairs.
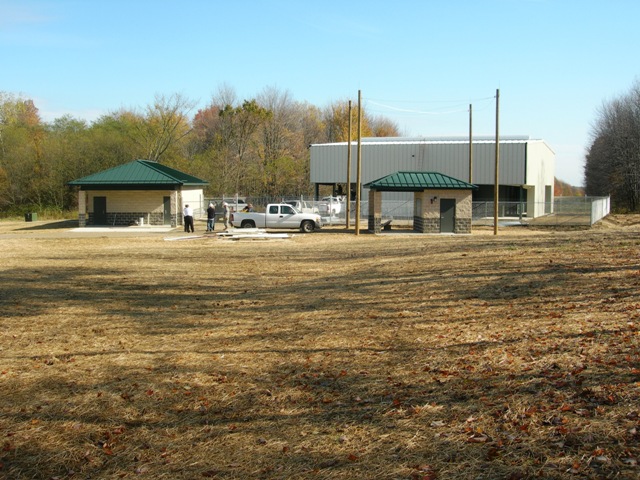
1,217 -> 639,479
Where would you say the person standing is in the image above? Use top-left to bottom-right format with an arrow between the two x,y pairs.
206,202 -> 216,232
183,204 -> 194,233
222,202 -> 230,230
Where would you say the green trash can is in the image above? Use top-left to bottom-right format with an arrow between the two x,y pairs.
31,213 -> 37,221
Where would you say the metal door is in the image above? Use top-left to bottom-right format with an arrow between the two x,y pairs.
440,199 -> 455,233
93,196 -> 107,225
163,196 -> 171,225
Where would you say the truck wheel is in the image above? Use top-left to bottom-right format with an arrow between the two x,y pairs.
300,220 -> 314,233
241,220 -> 256,228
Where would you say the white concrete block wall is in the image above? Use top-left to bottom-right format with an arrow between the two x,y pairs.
86,190 -> 171,213
86,189 -> 204,215
181,189 -> 205,216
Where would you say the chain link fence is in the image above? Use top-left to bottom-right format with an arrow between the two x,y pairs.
196,195 -> 611,228
473,196 -> 610,227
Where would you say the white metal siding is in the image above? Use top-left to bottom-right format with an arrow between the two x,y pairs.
525,140 -> 556,217
310,140 -> 532,186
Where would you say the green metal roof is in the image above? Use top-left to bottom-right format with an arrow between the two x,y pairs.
68,160 -> 208,188
364,171 -> 477,191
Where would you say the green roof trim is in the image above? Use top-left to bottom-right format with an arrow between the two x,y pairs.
68,160 -> 208,188
364,171 -> 477,191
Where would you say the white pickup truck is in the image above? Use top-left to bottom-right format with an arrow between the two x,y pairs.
230,204 -> 322,233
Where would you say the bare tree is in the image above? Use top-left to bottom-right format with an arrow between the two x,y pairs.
130,93 -> 195,163
369,115 -> 400,137
257,86 -> 296,162
586,79 -> 640,211
211,83 -> 238,109
219,99 -> 271,193
256,86 -> 304,195
322,99 -> 378,142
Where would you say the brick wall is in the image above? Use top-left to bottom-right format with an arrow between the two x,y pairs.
414,189 -> 473,234
368,190 -> 383,233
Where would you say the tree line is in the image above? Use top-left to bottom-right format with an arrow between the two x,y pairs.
0,86 -> 399,215
554,177 -> 584,197
585,78 -> 640,211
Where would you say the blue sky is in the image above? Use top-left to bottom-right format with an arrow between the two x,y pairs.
2,0 -> 639,186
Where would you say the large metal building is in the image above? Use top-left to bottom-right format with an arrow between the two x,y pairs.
310,135 -> 555,218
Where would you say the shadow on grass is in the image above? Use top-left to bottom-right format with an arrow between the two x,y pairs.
16,219 -> 78,231
1,231 -> 638,479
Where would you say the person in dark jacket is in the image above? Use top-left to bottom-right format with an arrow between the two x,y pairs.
206,203 -> 216,232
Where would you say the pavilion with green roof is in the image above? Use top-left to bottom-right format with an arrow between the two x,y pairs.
68,160 -> 208,227
364,171 -> 477,234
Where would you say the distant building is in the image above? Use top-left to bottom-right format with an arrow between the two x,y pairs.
310,136 -> 555,218
68,160 -> 208,227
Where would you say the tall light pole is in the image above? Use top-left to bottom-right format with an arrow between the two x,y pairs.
469,103 -> 473,184
355,90 -> 362,236
494,89 -> 500,236
346,100 -> 352,229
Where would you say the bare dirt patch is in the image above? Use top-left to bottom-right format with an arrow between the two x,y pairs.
1,217 -> 639,479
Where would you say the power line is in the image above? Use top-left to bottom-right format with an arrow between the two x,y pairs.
365,95 -> 495,104
364,96 -> 495,116
365,100 -> 468,115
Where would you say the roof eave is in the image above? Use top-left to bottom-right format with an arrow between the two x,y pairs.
369,186 -> 478,191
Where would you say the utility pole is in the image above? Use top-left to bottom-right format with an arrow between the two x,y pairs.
469,103 -> 473,184
346,100 -> 352,229
355,90 -> 362,236
494,89 -> 500,236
